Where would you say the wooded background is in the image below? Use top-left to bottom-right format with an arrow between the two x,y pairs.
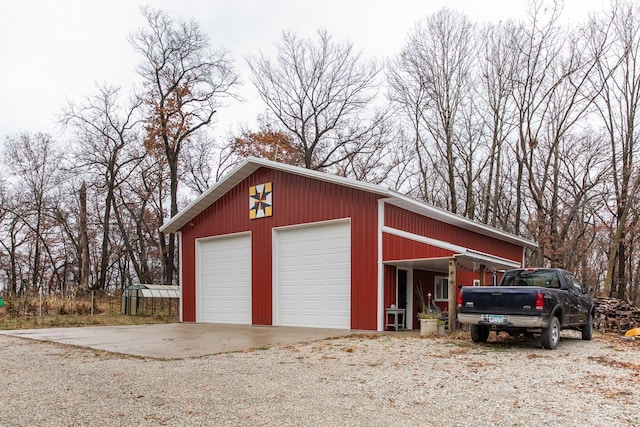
1,1 -> 639,306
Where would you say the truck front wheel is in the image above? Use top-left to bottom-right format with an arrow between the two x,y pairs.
541,316 -> 560,349
470,325 -> 490,343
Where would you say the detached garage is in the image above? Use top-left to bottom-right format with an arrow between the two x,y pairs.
161,157 -> 536,331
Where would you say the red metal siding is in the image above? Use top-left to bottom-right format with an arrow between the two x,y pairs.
179,167 -> 380,329
413,269 -> 459,318
413,269 -> 436,317
412,269 -> 504,324
180,231 -> 196,322
383,265 -> 396,309
252,226 -> 272,325
382,233 -> 455,261
384,204 -> 522,262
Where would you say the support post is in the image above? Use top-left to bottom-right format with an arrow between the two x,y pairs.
376,200 -> 385,331
448,258 -> 457,332
479,264 -> 486,287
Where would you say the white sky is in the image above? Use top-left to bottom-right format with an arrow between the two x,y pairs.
0,0 -> 609,144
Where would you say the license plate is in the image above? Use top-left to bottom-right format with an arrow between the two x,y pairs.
485,315 -> 507,324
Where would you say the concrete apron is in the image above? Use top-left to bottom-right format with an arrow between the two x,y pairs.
0,323 -> 360,359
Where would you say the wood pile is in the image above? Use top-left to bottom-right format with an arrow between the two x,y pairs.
593,297 -> 640,334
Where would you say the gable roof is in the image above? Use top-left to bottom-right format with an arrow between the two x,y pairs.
160,157 -> 537,248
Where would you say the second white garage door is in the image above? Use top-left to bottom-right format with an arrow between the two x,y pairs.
197,233 -> 252,324
274,220 -> 351,329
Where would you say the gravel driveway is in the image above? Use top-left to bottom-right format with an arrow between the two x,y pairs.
1,330 -> 639,426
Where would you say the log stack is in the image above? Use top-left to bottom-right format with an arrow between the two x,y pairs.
593,297 -> 640,334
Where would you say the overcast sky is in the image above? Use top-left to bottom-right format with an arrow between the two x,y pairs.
0,0 -> 609,145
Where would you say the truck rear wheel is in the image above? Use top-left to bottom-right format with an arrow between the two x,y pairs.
581,314 -> 593,341
541,316 -> 560,349
470,325 -> 489,343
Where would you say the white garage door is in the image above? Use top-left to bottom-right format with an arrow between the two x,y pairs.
197,233 -> 252,324
274,221 -> 351,329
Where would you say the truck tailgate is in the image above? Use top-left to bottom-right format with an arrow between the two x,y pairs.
462,287 -> 538,315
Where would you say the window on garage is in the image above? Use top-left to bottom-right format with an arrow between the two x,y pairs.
435,275 -> 449,302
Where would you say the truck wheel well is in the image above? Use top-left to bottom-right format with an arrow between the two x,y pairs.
551,308 -> 563,325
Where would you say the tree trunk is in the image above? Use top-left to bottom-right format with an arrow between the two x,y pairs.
97,188 -> 113,290
32,209 -> 42,293
604,204 -> 631,297
514,142 -> 524,235
79,182 -> 90,289
8,221 -> 18,296
446,134 -> 458,214
617,241 -> 626,299
165,158 -> 179,285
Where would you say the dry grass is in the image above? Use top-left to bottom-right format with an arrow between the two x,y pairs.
0,294 -> 177,330
0,312 -> 177,330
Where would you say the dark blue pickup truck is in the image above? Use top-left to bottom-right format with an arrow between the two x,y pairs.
457,268 -> 594,349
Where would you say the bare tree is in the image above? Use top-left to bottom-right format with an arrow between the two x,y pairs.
554,133 -> 609,269
61,84 -> 144,290
248,29 -> 391,175
0,210 -> 28,296
4,133 -> 64,293
112,155 -> 164,286
332,126 -> 400,185
131,7 -> 239,285
180,133 -> 219,194
78,182 -> 90,290
387,38 -> 436,201
389,9 -> 476,215
0,180 -> 28,296
476,20 -> 520,227
587,0 -> 640,298
510,0 -> 600,267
